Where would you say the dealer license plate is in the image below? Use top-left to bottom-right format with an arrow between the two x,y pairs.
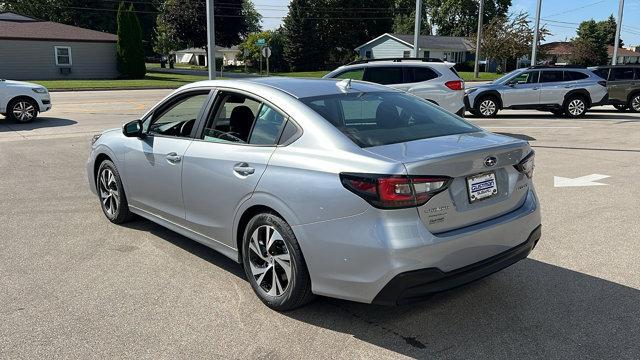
467,172 -> 498,203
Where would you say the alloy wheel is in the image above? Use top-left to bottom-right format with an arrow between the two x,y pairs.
98,168 -> 120,216
632,96 -> 640,112
567,99 -> 585,116
248,225 -> 292,297
479,99 -> 496,116
12,101 -> 35,122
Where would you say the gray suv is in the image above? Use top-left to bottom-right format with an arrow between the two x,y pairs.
465,66 -> 608,118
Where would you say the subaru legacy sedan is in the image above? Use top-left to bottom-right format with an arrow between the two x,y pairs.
87,78 -> 541,310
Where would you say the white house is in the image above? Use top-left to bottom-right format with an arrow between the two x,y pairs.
173,46 -> 243,66
355,33 -> 475,64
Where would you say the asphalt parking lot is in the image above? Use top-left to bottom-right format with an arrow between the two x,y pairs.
1,89 -> 639,359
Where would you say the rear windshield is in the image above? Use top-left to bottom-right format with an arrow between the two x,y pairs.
301,91 -> 479,148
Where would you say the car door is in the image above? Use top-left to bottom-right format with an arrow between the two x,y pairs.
181,90 -> 288,248
363,66 -> 404,89
538,70 -> 566,105
608,67 -> 636,103
122,90 -> 212,225
500,70 -> 540,107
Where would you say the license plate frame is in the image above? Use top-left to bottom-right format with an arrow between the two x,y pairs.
466,171 -> 498,203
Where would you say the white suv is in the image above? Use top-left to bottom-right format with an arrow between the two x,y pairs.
0,79 -> 52,123
324,58 -> 465,115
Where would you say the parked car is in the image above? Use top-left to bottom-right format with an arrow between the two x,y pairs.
0,79 -> 51,123
323,58 -> 466,116
87,78 -> 541,310
465,66 -> 608,118
590,65 -> 640,112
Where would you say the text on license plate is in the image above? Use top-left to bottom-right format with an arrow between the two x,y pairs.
467,172 -> 498,203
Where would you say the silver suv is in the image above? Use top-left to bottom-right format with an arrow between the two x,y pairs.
324,58 -> 466,116
465,66 -> 608,118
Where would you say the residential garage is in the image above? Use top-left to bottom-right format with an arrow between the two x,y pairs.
0,11 -> 118,80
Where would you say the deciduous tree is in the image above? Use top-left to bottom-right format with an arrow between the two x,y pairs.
425,0 -> 511,37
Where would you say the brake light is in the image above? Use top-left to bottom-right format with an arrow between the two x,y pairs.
340,173 -> 451,209
445,80 -> 464,91
514,151 -> 535,178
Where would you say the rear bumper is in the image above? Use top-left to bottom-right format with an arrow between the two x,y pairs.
372,225 -> 541,305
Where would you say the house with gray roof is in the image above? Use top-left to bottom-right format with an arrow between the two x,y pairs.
355,33 -> 475,64
0,11 -> 118,80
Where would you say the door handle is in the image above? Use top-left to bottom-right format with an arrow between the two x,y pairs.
233,162 -> 255,176
166,152 -> 182,164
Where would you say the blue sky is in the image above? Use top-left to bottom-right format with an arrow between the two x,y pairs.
256,0 -> 640,46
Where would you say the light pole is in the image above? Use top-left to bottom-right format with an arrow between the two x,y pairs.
413,0 -> 422,57
612,0 -> 625,65
474,0 -> 484,78
206,0 -> 216,79
531,0 -> 542,66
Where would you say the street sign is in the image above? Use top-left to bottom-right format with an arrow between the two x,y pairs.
257,38 -> 266,46
261,46 -> 271,58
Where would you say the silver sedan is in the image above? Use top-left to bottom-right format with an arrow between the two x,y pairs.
87,78 -> 541,310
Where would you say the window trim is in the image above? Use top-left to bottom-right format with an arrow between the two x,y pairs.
143,89 -> 213,139
54,46 -> 72,66
194,87 -> 301,147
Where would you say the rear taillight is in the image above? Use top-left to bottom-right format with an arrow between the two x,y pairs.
597,80 -> 607,87
340,173 -> 451,209
514,151 -> 535,178
445,80 -> 465,91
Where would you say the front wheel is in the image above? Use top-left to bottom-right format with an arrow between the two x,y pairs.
629,94 -> 640,113
7,98 -> 38,123
242,213 -> 314,311
563,96 -> 588,118
97,160 -> 135,224
475,97 -> 499,117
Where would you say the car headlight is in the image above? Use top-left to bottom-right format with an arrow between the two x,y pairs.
91,133 -> 103,146
514,151 -> 535,178
465,88 -> 478,95
32,87 -> 48,94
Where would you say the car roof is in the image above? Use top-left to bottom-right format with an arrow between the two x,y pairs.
336,61 -> 452,70
179,77 -> 396,99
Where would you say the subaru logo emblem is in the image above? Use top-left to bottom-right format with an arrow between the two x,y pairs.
484,156 -> 497,167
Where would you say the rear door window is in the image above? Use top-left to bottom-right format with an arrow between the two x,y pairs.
610,68 -> 635,81
363,67 -> 403,85
248,105 -> 286,145
334,68 -> 364,80
635,68 -> 640,80
564,71 -> 589,81
592,68 -> 610,80
540,71 -> 564,83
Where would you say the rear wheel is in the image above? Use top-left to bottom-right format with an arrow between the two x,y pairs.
97,160 -> 135,224
613,104 -> 628,111
629,94 -> 640,113
242,213 -> 314,311
563,96 -> 587,118
475,96 -> 499,117
7,98 -> 38,123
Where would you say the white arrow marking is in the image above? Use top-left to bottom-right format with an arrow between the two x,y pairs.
554,174 -> 611,187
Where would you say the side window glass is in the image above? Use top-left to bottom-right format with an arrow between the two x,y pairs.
411,67 -> 439,82
611,68 -> 635,81
335,68 -> 364,80
592,68 -> 609,80
249,105 -> 286,145
540,71 -> 563,83
564,71 -> 588,81
364,67 -> 403,85
147,93 -> 208,137
510,72 -> 535,84
202,94 -> 260,144
635,68 -> 640,80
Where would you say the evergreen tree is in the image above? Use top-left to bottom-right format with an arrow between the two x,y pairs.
283,0 -> 327,71
117,2 -> 146,78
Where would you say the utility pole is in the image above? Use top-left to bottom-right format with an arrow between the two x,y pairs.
206,0 -> 216,80
413,0 -> 422,57
530,0 -> 542,66
474,0 -> 484,78
612,0 -> 625,65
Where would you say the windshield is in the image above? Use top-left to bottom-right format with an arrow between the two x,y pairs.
492,70 -> 522,84
301,92 -> 480,148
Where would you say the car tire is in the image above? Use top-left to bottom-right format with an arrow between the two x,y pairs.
7,97 -> 38,123
629,94 -> 640,113
475,96 -> 499,117
242,212 -> 314,311
96,160 -> 135,224
613,104 -> 628,111
563,95 -> 588,118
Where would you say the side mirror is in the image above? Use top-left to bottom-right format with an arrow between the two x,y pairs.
123,119 -> 144,138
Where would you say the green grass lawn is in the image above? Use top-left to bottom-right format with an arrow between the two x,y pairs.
32,71 -> 208,91
274,70 -> 330,78
458,71 -> 501,81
